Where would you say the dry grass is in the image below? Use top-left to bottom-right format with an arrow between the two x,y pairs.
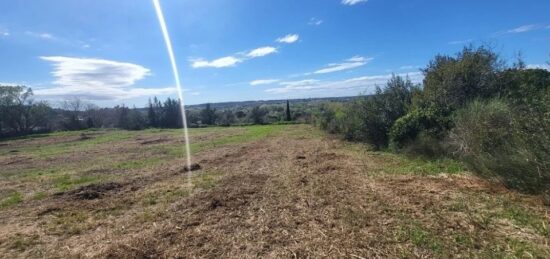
0,125 -> 548,258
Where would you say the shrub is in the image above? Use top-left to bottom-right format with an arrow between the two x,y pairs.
389,107 -> 451,149
449,99 -> 549,193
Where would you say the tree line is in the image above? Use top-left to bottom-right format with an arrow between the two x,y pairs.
315,45 -> 550,194
0,87 -> 301,137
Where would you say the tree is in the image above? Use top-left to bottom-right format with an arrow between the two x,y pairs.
0,85 -> 52,135
249,106 -> 267,124
285,100 -> 292,121
147,97 -> 159,128
61,98 -> 86,130
359,75 -> 417,149
420,46 -> 502,113
218,110 -> 236,126
200,103 -> 217,125
160,98 -> 182,128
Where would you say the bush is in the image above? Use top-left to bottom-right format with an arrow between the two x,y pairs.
389,107 -> 451,149
449,99 -> 549,193
315,75 -> 418,149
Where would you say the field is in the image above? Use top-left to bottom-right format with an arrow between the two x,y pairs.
0,124 -> 549,258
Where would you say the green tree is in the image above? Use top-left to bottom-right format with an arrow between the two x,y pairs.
249,106 -> 267,124
285,100 -> 292,121
200,103 -> 217,125
0,85 -> 52,135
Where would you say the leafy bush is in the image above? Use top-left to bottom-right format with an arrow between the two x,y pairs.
317,75 -> 418,149
389,107 -> 451,149
449,99 -> 549,193
419,45 -> 502,112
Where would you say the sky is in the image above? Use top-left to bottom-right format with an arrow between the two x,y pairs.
0,0 -> 549,107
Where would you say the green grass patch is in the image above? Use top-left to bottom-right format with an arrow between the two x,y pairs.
51,174 -> 101,191
370,152 -> 465,176
397,222 -> 443,254
0,191 -> 23,209
500,201 -> 550,238
168,125 -> 286,157
113,156 -> 165,170
32,191 -> 47,200
193,171 -> 222,190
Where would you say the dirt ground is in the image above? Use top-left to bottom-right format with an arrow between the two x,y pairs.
0,125 -> 548,258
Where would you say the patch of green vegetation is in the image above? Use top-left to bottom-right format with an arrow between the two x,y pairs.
32,191 -> 47,200
485,237 -> 550,259
0,191 -> 23,209
14,130 -> 135,158
113,156 -> 165,170
500,201 -> 550,238
370,152 -> 465,176
168,125 -> 286,157
193,171 -> 222,190
52,174 -> 100,191
397,222 -> 443,254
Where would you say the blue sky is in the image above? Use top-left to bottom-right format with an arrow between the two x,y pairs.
0,0 -> 549,107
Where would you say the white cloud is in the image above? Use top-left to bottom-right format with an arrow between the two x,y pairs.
308,18 -> 323,26
341,0 -> 368,5
314,56 -> 373,74
250,79 -> 280,86
507,24 -> 540,33
266,72 -> 423,94
246,46 -> 278,58
191,56 -> 242,68
276,34 -> 299,44
36,56 -> 175,100
527,64 -> 550,71
191,34 -> 296,69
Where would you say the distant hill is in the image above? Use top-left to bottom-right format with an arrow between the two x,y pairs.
184,96 -> 357,110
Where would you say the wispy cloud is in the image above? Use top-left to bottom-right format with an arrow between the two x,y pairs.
507,24 -> 540,33
494,24 -> 549,36
313,56 -> 373,74
341,0 -> 368,6
250,79 -> 280,86
190,46 -> 277,69
36,56 -> 175,100
191,35 -> 288,69
448,39 -> 473,45
246,46 -> 278,58
266,72 -> 423,94
308,18 -> 323,26
276,34 -> 299,44
191,56 -> 242,68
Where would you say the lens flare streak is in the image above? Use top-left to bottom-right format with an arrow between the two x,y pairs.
152,0 -> 193,183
